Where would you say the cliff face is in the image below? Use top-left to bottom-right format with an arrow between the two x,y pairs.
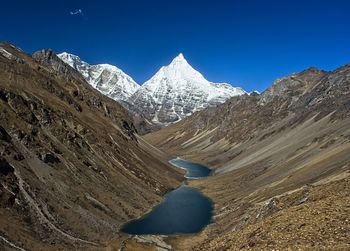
145,64 -> 350,250
0,43 -> 183,250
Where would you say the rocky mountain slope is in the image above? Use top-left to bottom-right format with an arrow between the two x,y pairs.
57,52 -> 140,102
145,64 -> 350,250
129,53 -> 246,126
0,43 -> 183,251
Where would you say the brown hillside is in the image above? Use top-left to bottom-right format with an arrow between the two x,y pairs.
0,43 -> 183,251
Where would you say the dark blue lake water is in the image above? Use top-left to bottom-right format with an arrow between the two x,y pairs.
121,158 -> 213,235
169,157 -> 212,179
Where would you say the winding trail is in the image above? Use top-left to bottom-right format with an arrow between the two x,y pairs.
0,235 -> 26,251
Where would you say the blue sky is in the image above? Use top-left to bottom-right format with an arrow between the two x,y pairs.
1,0 -> 350,92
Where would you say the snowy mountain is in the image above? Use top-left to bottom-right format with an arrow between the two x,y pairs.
128,53 -> 246,125
58,52 -> 140,101
58,52 -> 246,127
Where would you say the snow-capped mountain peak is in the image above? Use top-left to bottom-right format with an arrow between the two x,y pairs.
172,53 -> 185,62
58,52 -> 81,64
58,52 -> 140,102
168,53 -> 192,69
144,53 -> 210,92
167,53 -> 206,81
58,51 -> 246,127
129,53 -> 246,125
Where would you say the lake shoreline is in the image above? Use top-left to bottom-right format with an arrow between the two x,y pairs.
120,157 -> 214,236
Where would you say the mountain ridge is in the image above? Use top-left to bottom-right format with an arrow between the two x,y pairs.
59,52 -> 246,127
57,52 -> 140,102
129,53 -> 246,125
0,42 -> 183,250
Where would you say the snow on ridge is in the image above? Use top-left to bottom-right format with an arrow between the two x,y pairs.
58,52 -> 140,101
58,51 -> 246,126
